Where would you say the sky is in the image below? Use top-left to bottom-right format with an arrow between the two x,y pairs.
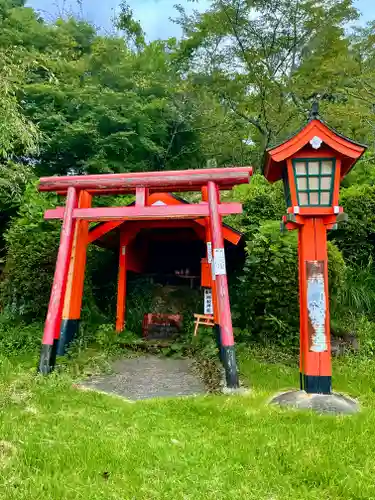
26,0 -> 375,40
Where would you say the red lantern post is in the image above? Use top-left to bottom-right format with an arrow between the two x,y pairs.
264,107 -> 366,395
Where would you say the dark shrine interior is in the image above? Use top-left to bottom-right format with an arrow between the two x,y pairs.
94,223 -> 245,288
139,228 -> 205,285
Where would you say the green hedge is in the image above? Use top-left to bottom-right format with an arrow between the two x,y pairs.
1,183 -> 60,319
234,221 -> 346,347
333,183 -> 375,265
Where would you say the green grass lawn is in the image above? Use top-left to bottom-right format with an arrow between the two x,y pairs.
1,349 -> 375,499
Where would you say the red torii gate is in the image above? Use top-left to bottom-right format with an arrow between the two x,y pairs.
37,167 -> 253,389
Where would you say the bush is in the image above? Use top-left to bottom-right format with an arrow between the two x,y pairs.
224,174 -> 286,235
0,183 -> 60,319
355,317 -> 375,357
234,221 -> 346,347
332,183 -> 375,265
0,315 -> 42,356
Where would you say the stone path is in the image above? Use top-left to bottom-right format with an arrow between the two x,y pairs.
79,355 -> 207,400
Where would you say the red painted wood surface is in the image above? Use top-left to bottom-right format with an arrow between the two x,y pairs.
62,191 -> 92,323
298,217 -> 331,379
207,181 -> 234,347
39,167 -> 252,194
42,187 -> 78,345
116,231 -> 127,333
286,206 -> 343,216
201,259 -> 212,288
88,220 -> 124,243
47,192 -> 242,245
136,187 -> 148,206
44,202 -> 243,221
202,186 -> 218,323
146,192 -> 242,245
142,314 -> 183,338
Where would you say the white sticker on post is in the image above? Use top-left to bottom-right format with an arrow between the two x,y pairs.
211,260 -> 216,281
204,288 -> 213,315
207,242 -> 212,264
122,246 -> 126,256
213,248 -> 226,276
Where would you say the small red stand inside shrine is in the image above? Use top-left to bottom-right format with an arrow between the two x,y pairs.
37,167 -> 252,389
264,107 -> 366,394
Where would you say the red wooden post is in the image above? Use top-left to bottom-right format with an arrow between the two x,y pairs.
58,190 -> 92,355
207,181 -> 239,388
201,186 -> 219,325
38,187 -> 78,373
116,231 -> 127,333
136,187 -> 148,207
298,217 -> 331,393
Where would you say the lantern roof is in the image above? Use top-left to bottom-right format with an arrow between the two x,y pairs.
264,114 -> 367,183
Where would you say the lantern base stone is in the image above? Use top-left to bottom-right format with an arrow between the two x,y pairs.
270,390 -> 359,415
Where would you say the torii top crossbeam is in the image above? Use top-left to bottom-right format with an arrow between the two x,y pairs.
39,167 -> 252,195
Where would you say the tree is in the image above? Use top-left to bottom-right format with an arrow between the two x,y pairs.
175,0 -> 360,166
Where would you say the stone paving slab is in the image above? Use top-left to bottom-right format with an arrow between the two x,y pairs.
79,355 -> 207,400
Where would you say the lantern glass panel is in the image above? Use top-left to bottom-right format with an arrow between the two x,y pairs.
321,161 -> 333,175
295,162 -> 307,175
310,192 -> 319,205
321,176 -> 331,189
299,192 -> 309,205
321,192 -> 330,205
297,177 -> 307,190
309,162 -> 319,175
293,158 -> 335,207
309,177 -> 319,189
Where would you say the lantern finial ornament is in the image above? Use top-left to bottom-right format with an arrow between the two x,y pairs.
309,100 -> 320,120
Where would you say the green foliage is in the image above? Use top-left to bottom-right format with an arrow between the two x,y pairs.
235,222 -> 300,345
1,184 -> 60,319
339,262 -> 375,316
90,323 -> 140,354
0,162 -> 33,211
0,48 -> 39,158
0,314 -> 42,356
176,0 -> 361,166
333,183 -> 375,265
226,174 -> 286,235
115,1 -> 145,50
235,221 -> 346,346
355,316 -> 375,357
126,277 -> 155,335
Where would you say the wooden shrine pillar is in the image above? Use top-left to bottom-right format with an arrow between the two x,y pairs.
38,187 -> 78,374
207,181 -> 239,388
58,190 -> 92,356
201,186 -> 219,338
115,187 -> 147,332
116,231 -> 128,333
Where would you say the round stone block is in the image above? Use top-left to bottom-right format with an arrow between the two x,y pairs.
270,390 -> 359,415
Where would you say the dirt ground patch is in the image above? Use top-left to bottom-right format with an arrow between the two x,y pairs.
78,355 -> 207,400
